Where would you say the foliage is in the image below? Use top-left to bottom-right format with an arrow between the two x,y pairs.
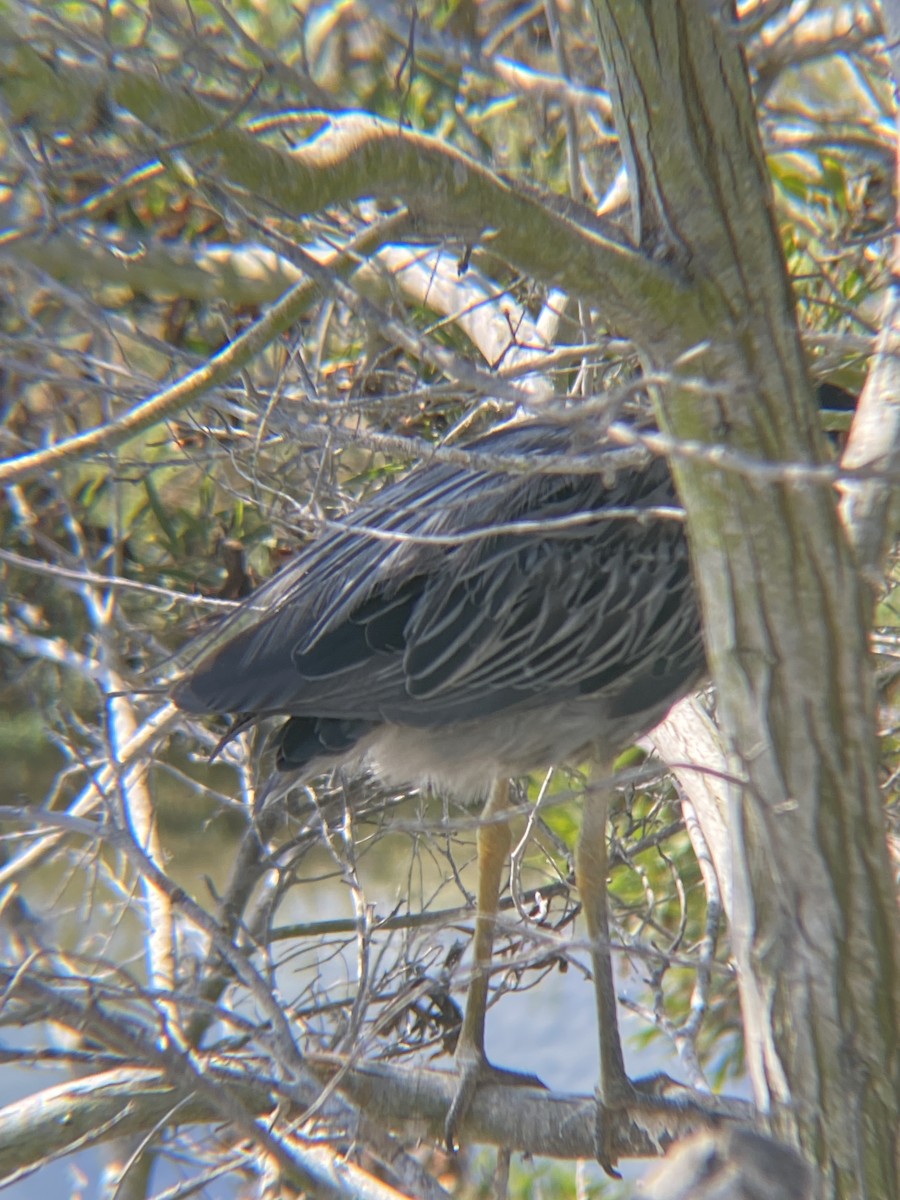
0,3 -> 896,1199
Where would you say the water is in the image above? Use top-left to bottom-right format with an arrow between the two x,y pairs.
0,742 -> 700,1197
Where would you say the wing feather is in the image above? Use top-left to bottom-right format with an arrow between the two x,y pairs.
173,421 -> 703,732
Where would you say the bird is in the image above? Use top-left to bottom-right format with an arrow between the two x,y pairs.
172,415 -> 706,1165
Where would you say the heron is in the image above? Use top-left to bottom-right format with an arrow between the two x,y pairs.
172,416 -> 706,1167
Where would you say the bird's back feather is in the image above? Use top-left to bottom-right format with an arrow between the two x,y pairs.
172,421 -> 705,784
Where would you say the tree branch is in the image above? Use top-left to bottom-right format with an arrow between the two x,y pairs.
0,20 -> 709,346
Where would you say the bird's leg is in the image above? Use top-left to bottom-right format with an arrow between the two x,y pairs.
575,762 -> 631,1175
445,777 -> 512,1147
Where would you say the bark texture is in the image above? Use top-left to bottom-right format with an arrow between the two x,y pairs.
590,5 -> 900,1198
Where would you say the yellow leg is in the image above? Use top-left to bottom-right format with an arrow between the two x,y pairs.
445,778 -> 511,1147
457,778 -> 511,1055
575,763 -> 630,1173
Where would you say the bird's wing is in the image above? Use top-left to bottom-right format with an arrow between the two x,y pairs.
173,424 -> 700,725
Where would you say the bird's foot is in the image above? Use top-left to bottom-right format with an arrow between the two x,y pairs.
594,1075 -> 644,1178
594,1093 -> 625,1178
444,1048 -> 545,1151
594,1073 -> 699,1176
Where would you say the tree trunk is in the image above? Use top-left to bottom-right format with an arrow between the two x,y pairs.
590,5 -> 900,1198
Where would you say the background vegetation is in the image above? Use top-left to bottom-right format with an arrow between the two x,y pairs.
0,2 -> 897,1198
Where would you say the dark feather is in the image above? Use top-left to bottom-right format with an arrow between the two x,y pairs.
172,420 -> 705,776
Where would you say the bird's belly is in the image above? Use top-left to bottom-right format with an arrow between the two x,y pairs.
365,696 -> 675,800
